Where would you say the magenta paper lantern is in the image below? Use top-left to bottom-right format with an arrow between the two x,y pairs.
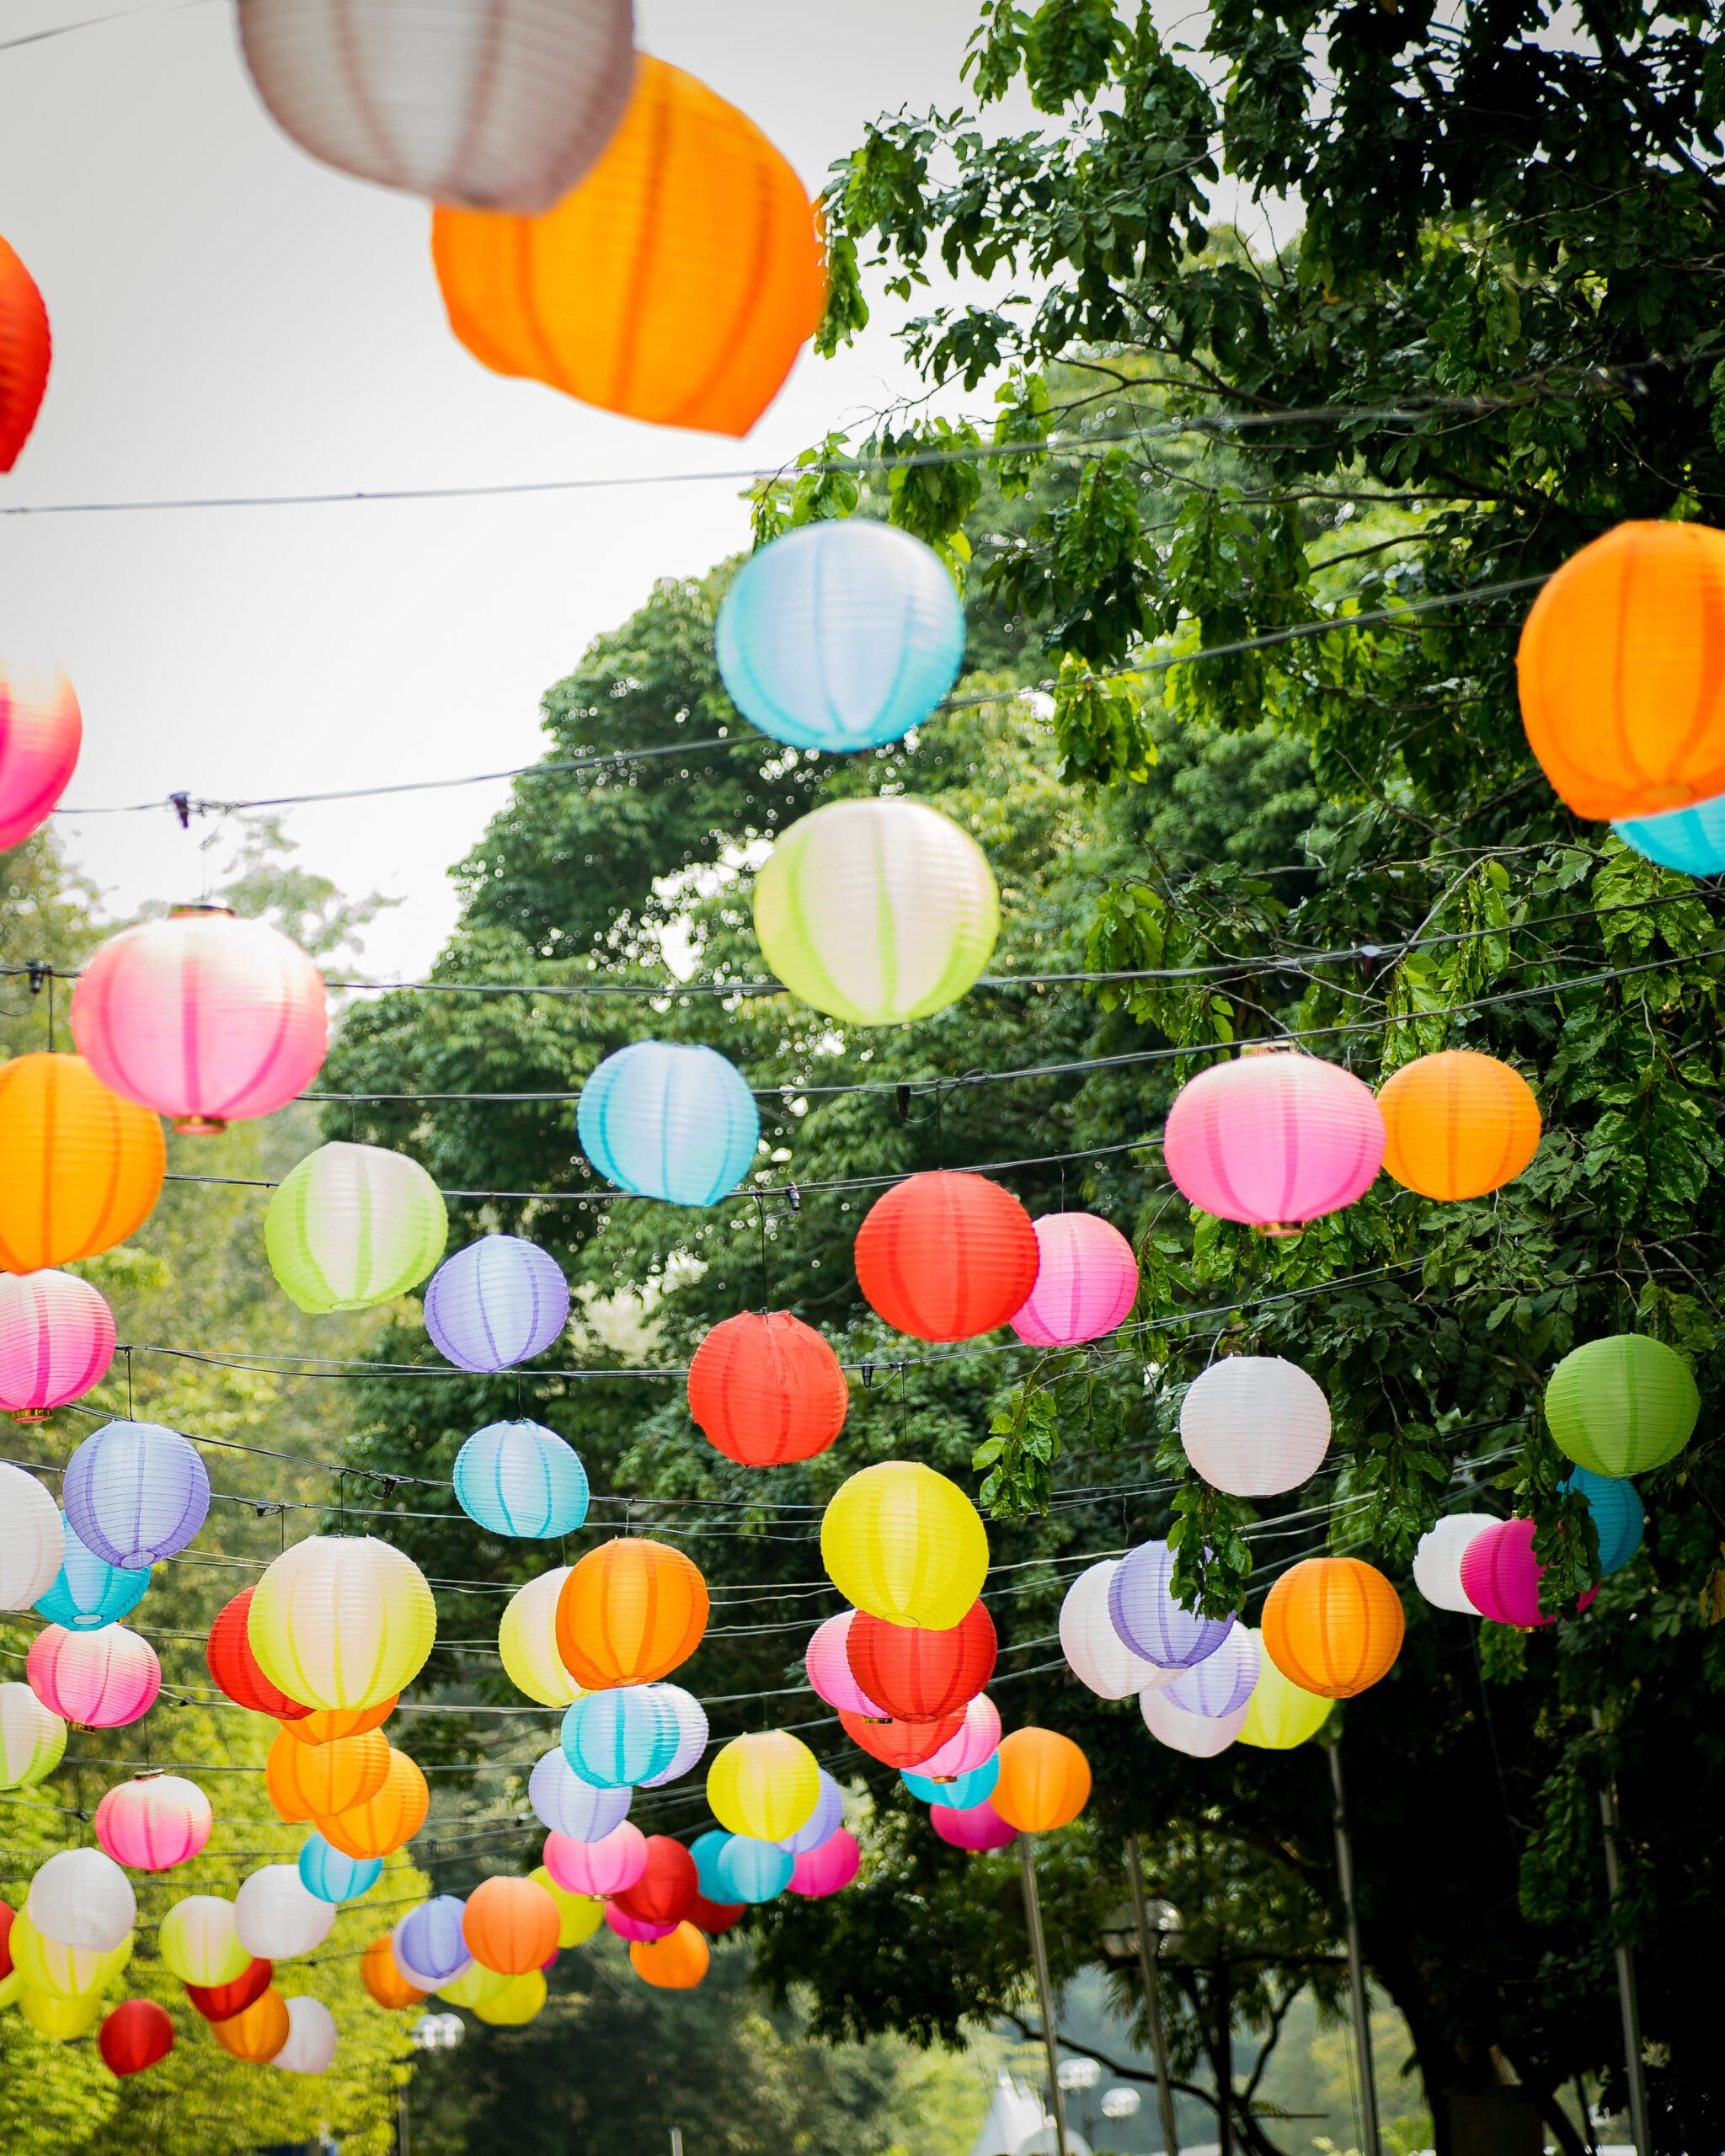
931,1799 -> 1016,1852
0,662 -> 81,852
71,907 -> 328,1133
914,1693 -> 1001,1781
605,1903 -> 676,1943
1163,1047 -> 1385,1233
1461,1517 -> 1599,1629
804,1611 -> 886,1717
788,1828 -> 860,1898
1010,1214 -> 1138,1347
543,1822 -> 648,1899
94,1773 -> 213,1870
27,1622 -> 160,1726
0,1271 -> 116,1417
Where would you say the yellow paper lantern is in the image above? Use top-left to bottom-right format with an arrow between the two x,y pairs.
473,1968 -> 547,2026
499,1567 -> 585,1708
19,1984 -> 104,2041
8,1910 -> 131,2001
529,1865 -> 603,1949
820,1460 -> 989,1630
0,1969 -> 19,2010
707,1730 -> 820,1843
158,1895 -> 251,1988
438,1961 -> 513,2009
248,1534 -> 436,1710
1236,1630 -> 1333,1751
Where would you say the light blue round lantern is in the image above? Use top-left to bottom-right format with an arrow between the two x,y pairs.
690,1830 -> 734,1901
715,1834 -> 793,1904
639,1685 -> 708,1788
35,1514 -> 150,1631
298,1832 -> 383,1904
716,520 -> 967,754
452,1421 -> 590,1540
776,1769 -> 844,1854
1563,1467 -> 1646,1577
577,1041 -> 760,1208
425,1235 -> 570,1373
902,1753 -> 999,1810
561,1684 -> 682,1788
1614,794 -> 1725,876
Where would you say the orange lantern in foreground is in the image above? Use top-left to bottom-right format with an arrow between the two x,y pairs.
432,56 -> 825,439
629,1920 -> 709,1990
463,1876 -> 561,1977
1263,1557 -> 1405,1699
210,1986 -> 291,2063
0,233 -> 51,473
281,1694 -> 398,1747
991,1728 -> 1091,1833
266,1725 -> 391,1823
0,1054 -> 165,1273
314,1747 -> 429,1860
555,1536 -> 709,1689
362,1934 -> 426,2010
1378,1050 -> 1541,1202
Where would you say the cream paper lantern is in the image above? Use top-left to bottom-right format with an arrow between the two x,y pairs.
236,1864 -> 338,1961
0,1682 -> 66,1790
273,1993 -> 339,2075
25,1847 -> 135,1951
0,1460 -> 65,1610
248,1533 -> 436,1709
1059,1559 -> 1176,1700
1140,1685 -> 1249,1758
158,1895 -> 251,1988
500,1566 -> 585,1708
1180,1356 -> 1331,1497
1413,1513 -> 1500,1614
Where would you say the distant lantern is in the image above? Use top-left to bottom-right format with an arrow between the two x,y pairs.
716,520 -> 965,754
398,1897 -> 472,1988
562,1684 -> 683,1787
1546,1334 -> 1700,1476
1377,1050 -> 1541,1202
99,1999 -> 174,2078
1163,1625 -> 1260,1720
789,1829 -> 860,1899
425,1235 -> 570,1371
714,1836 -> 793,1905
235,1865 -> 337,1961
1412,1515 -> 1499,1614
464,1876 -> 563,1976
611,1837 -> 698,1932
158,1895 -> 250,1988
0,236 -> 52,476
72,908 -> 328,1133
1165,1046 -> 1384,1234
0,1461 -> 64,1610
452,1420 -> 590,1540
777,1769 -> 845,1855
27,1623 -> 160,1727
0,1681 -> 67,1790
1141,1687 -> 1250,1758
916,1693 -> 1002,1782
35,1516 -> 149,1633
264,1140 -> 448,1314
63,1419 -> 211,1570
1059,1560 -> 1168,1701
1010,1212 -> 1138,1348
266,1723 -> 391,1822
19,1987 -> 106,2041
1615,793 -> 1725,875
237,0 -> 635,211
9,1908 -> 131,2000
639,1684 -> 707,1788
1461,1518 -> 1599,1630
0,1268 -> 115,1419
1262,1558 -> 1405,1698
248,1534 -> 437,1709
1237,1633 -> 1333,1749
687,1891 -> 745,1937
689,1833 -> 731,1901
846,1600 -> 996,1724
1565,1467 -> 1645,1577
184,1956 -> 274,2023
932,1799 -> 1017,1852
361,1935 -> 425,2010
804,1612 -> 887,1717
856,1171 -> 1040,1343
707,1731 -> 820,1844
630,1922 -> 710,1990
439,1957 -> 514,2007
821,1460 -> 990,1631
753,798 -> 999,1027
554,1537 -> 709,1689
839,1705 -> 965,1771
211,1987 -> 293,2063
474,1969 -> 548,2025
1179,1357 -> 1331,1498
273,1995 -> 338,2075
313,1746 -> 429,1860
528,1746 -> 631,1842
26,1847 -> 135,1951
297,1832 -> 382,1905
1108,1541 -> 1235,1671
433,56 -> 825,438
0,660 -> 79,854
532,1865 -> 604,1948
93,1774 -> 212,1870
990,1729 -> 1091,1833
1518,520 -> 1725,818
206,1586 -> 313,1720
577,1040 -> 759,1208
542,1820 -> 648,1900
0,1054 -> 165,1273
687,1310 -> 848,1467
902,1756 -> 998,1810
502,1570 -> 585,1708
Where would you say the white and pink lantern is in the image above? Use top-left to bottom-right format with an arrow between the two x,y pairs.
1163,1044 -> 1385,1235
1059,1560 -> 1173,1701
912,1692 -> 1001,1781
94,1772 -> 212,1870
0,661 -> 82,853
0,1271 -> 116,1421
804,1610 -> 887,1718
27,1622 -> 160,1727
543,1822 -> 648,1899
1011,1214 -> 1138,1346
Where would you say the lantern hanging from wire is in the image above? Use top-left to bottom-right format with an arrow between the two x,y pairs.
1108,1540 -> 1234,1671
606,1903 -> 673,1945
1164,1045 -> 1385,1234
542,1819 -> 648,1899
1141,1686 -> 1249,1758
282,1695 -> 396,1747
915,1692 -> 1003,1780
990,1729 -> 1091,1833
438,1957 -> 513,2008
27,1622 -> 160,1727
398,1897 -> 472,1988
804,1610 -> 887,1717
26,1847 -> 135,1951
0,1269 -> 115,1420
0,1681 -> 66,1790
686,1309 -> 848,1466
0,662 -> 79,858
425,1235 -> 570,1371
99,1998 -> 174,2078
0,1053 -> 165,1273
1377,1049 -> 1542,1201
788,1829 -> 860,1899
1261,1557 -> 1405,1697
856,1171 -> 1040,1343
528,1746 -> 631,1841
821,1459 -> 990,1630
313,1746 -> 429,1860
1615,792 -> 1725,875
707,1730 -> 820,1842
846,1599 -> 996,1723
554,1536 -> 708,1688
577,1040 -> 759,1207
1059,1559 -> 1169,1700
235,1865 -> 337,1961
562,1684 -> 684,1787
610,1837 -> 698,1932
630,1922 -> 709,1989
206,1586 -> 313,1720
34,1515 -> 149,1633
531,1865 -> 604,1948
18,1986 -> 106,2041
1545,1333 -> 1700,1476
159,1896 -> 251,1988
0,236 -> 51,476
1460,1518 -> 1598,1629
297,1832 -> 382,1905
211,1986 -> 293,2063
248,1533 -> 437,1709
63,1419 -> 211,1569
473,1969 -> 547,2025
264,1141 -> 447,1314
638,1684 -> 707,1788
1010,1213 -> 1138,1346
1412,1515 -> 1499,1614
687,1890 -> 745,1936
453,1419 -> 590,1539
9,1912 -> 131,2005
274,1994 -> 338,2074
932,1798 -> 1017,1852
463,1876 -> 562,1975
94,1773 -> 212,1870
1563,1467 -> 1645,1577
501,1569 -> 585,1708
267,1724 -> 391,1822
0,1461 -> 64,1611
1163,1624 -> 1259,1719
777,1769 -> 844,1855
1179,1355 -> 1332,1498
839,1705 -> 964,1770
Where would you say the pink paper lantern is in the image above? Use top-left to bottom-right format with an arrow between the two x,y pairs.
605,1903 -> 676,1942
0,1270 -> 116,1417
93,1772 -> 212,1870
71,908 -> 328,1134
543,1822 -> 649,1899
1461,1517 -> 1599,1629
804,1611 -> 886,1718
788,1828 -> 860,1898
931,1799 -> 1016,1853
1010,1214 -> 1138,1346
27,1622 -> 160,1726
0,662 -> 81,852
1163,1046 -> 1386,1233
914,1693 -> 1001,1781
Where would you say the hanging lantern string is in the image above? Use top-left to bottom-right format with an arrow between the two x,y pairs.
752,1192 -> 772,1310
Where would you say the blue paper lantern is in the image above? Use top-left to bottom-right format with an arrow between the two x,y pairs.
425,1235 -> 570,1374
776,1768 -> 844,1854
716,520 -> 967,754
63,1419 -> 211,1571
398,1895 -> 471,1984
577,1041 -> 759,1208
561,1684 -> 682,1788
638,1684 -> 708,1788
715,1834 -> 793,1904
1614,794 -> 1725,876
1563,1467 -> 1646,1577
298,1832 -> 383,1904
34,1514 -> 150,1631
1108,1540 -> 1235,1670
690,1830 -> 733,1900
902,1753 -> 999,1810
452,1420 -> 590,1540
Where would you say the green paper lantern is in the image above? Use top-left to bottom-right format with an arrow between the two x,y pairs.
1545,1334 -> 1700,1476
752,798 -> 999,1027
265,1141 -> 448,1315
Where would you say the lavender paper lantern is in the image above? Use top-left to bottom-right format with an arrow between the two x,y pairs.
452,1420 -> 590,1539
1010,1213 -> 1138,1347
1162,1624 -> 1259,1718
1108,1540 -> 1235,1670
425,1235 -> 570,1373
775,1769 -> 843,1854
528,1747 -> 632,1841
63,1421 -> 210,1570
398,1897 -> 472,1987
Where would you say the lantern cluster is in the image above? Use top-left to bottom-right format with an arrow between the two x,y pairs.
6,1848 -> 138,2052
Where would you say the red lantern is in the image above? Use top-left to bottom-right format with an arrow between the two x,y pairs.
185,1956 -> 275,2023
0,1898 -> 14,1977
686,1310 -> 848,1466
839,1705 -> 964,1769
206,1588 -> 312,1720
0,235 -> 51,474
99,1999 -> 174,2078
846,1601 -> 996,1723
687,1892 -> 745,1937
611,1836 -> 697,1930
855,1172 -> 1040,1342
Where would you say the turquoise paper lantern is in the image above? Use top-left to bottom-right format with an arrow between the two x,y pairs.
297,1832 -> 383,1904
715,520 -> 967,754
1614,794 -> 1725,875
714,1834 -> 793,1904
562,1684 -> 682,1788
902,1753 -> 999,1810
690,1830 -> 733,1900
35,1515 -> 150,1631
451,1420 -> 590,1540
577,1042 -> 759,1207
1563,1467 -> 1646,1577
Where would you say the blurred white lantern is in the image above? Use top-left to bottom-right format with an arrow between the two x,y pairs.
235,1864 -> 338,1961
26,1846 -> 136,1951
1413,1514 -> 1499,1614
0,1461 -> 64,1610
1140,1686 -> 1249,1758
1180,1356 -> 1331,1497
274,1993 -> 339,2075
1060,1559 -> 1175,1700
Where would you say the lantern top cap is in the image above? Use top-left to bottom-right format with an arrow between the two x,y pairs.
167,905 -> 235,920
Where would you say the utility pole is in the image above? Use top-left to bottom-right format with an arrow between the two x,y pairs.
1019,1834 -> 1071,2156
1590,1708 -> 1650,2156
1327,1739 -> 1382,2156
1124,1833 -> 1182,2156
671,2130 -> 686,2156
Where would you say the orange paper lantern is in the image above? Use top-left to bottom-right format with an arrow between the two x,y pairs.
0,233 -> 51,473
1262,1557 -> 1405,1699
686,1310 -> 848,1466
1378,1051 -> 1541,1201
361,1934 -> 425,2010
629,1919 -> 709,1990
462,1876 -> 561,1977
0,1054 -> 165,1273
266,1724 -> 391,1822
314,1746 -> 429,1860
990,1727 -> 1091,1833
210,1985 -> 291,2063
555,1537 -> 709,1689
431,56 -> 825,438
280,1695 -> 398,1748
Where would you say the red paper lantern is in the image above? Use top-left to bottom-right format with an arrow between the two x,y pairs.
99,1999 -> 174,2078
686,1310 -> 848,1466
0,235 -> 51,474
0,1898 -> 14,1977
839,1705 -> 964,1769
184,1956 -> 274,2023
207,1587 -> 312,1719
611,1835 -> 698,1930
855,1172 -> 1040,1342
686,1891 -> 745,1937
846,1601 -> 996,1724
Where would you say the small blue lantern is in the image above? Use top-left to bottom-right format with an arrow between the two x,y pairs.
715,1834 -> 793,1904
690,1830 -> 733,1900
35,1513 -> 150,1631
298,1832 -> 383,1904
562,1684 -> 682,1788
902,1753 -> 999,1810
577,1041 -> 759,1207
1614,794 -> 1725,876
1563,1467 -> 1646,1577
425,1235 -> 570,1373
776,1769 -> 844,1854
452,1420 -> 590,1540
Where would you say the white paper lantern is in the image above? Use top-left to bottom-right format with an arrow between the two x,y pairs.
26,1846 -> 136,1951
273,1993 -> 339,2075
237,0 -> 636,213
235,1864 -> 338,1961
527,1745 -> 631,1841
1180,1356 -> 1331,1497
1140,1686 -> 1250,1758
1413,1514 -> 1499,1614
639,1685 -> 708,1788
500,1567 -> 585,1707
1162,1624 -> 1260,1719
0,1681 -> 67,1790
0,1460 -> 65,1610
1059,1560 -> 1175,1700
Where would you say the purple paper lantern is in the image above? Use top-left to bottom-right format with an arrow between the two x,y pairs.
425,1235 -> 570,1373
776,1769 -> 843,1855
1163,1623 -> 1259,1717
398,1896 -> 471,1985
788,1828 -> 860,1898
63,1421 -> 211,1571
528,1748 -> 632,1842
1108,1540 -> 1235,1670
931,1800 -> 1016,1852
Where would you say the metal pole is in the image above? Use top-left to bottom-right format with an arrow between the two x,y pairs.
1590,1708 -> 1650,2156
1327,1741 -> 1382,2156
398,2087 -> 409,2156
1019,1834 -> 1071,2156
1125,1833 -> 1182,2156
671,2132 -> 685,2156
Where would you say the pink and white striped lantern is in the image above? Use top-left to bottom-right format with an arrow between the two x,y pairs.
94,1772 -> 213,1870
0,661 -> 81,852
804,1611 -> 887,1717
542,1822 -> 648,1899
788,1828 -> 859,1898
1461,1517 -> 1599,1630
0,1271 -> 116,1420
26,1622 -> 160,1727
930,1799 -> 1016,1853
912,1693 -> 1001,1781
604,1903 -> 676,1943
1163,1045 -> 1386,1235
1010,1214 -> 1138,1346
71,908 -> 328,1134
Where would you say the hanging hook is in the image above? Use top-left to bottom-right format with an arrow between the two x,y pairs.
168,792 -> 191,830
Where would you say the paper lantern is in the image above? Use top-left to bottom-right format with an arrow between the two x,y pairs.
856,1171 -> 1039,1345
474,1969 -> 548,2025
1108,1541 -> 1235,1671
805,1612 -> 886,1717
464,1876 -> 562,1975
1237,1632 -> 1335,1751
562,1684 -> 683,1786
1546,1334 -> 1700,1476
577,1041 -> 759,1208
687,1310 -> 848,1467
94,1773 -> 212,1870
1180,1357 -> 1331,1498
638,1684 -> 708,1789
555,1537 -> 708,1688
0,237 -> 51,475
1461,1518 -> 1599,1629
838,1705 -> 964,1770
267,1725 -> 391,1822
438,1956 -> 513,2006
235,1865 -> 337,1961
630,1922 -> 709,1990
8,1909 -> 131,1999
690,1832 -> 731,1901
531,1866 -> 604,1948
453,1419 -> 590,1541
1165,1046 -> 1385,1233
0,1271 -> 115,1419
0,1461 -> 64,1609
361,1935 -> 425,2010
297,1833 -> 382,1905
1059,1560 -> 1166,1700
274,1994 -> 337,2075
1010,1213 -> 1138,1348
0,664 -> 78,860
1564,1467 -> 1645,1577
425,1235 -> 570,1374
184,1956 -> 274,2022
19,1986 -> 105,2041
99,1999 -> 173,2079
821,1460 -> 990,1630
248,1534 -> 437,1709
1517,520 -> 1725,817
915,1693 -> 1003,1780
542,1820 -> 648,1898
932,1799 -> 1017,1852
788,1829 -> 860,1900
160,1897 -> 250,1987
64,1420 -> 211,1569
264,1141 -> 448,1314
281,1695 -> 397,1747
0,1683 -> 64,1790
390,1913 -> 448,1994
1164,1625 -> 1259,1718
1615,792 -> 1725,874
1412,1515 -> 1500,1614
846,1600 -> 996,1724
777,1769 -> 844,1855
35,1518 -> 150,1634
206,1588 -> 312,1720
26,1849 -> 134,1951
0,1054 -> 164,1273
708,1730 -> 820,1842
1262,1557 -> 1405,1697
716,520 -> 965,754
611,1837 -> 697,1931
314,1746 -> 429,1859
687,1891 -> 745,1937
434,55 -> 823,436
1377,1050 -> 1541,1201
755,797 -> 998,1027
399,1897 -> 471,1988
211,1988 -> 291,2063
903,1755 -> 998,1808
1141,1688 -> 1249,1758
991,1729 -> 1090,1833
714,1836 -> 793,1904
501,1570 -> 585,1707
0,1902 -> 15,1982
529,1746 -> 630,1841
27,1624 -> 160,1727
72,910 -> 328,1133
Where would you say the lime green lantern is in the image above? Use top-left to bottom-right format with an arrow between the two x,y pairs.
1545,1335 -> 1700,1476
1236,1630 -> 1332,1751
752,798 -> 999,1027
265,1141 -> 447,1314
